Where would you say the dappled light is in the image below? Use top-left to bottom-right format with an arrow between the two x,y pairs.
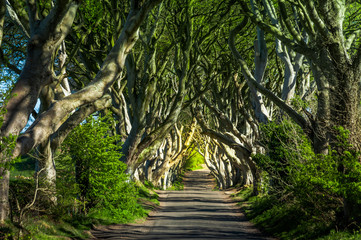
1,0 -> 361,239
92,169 -> 270,240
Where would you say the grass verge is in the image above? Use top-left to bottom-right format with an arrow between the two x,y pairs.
232,186 -> 361,240
1,182 -> 159,239
167,170 -> 185,190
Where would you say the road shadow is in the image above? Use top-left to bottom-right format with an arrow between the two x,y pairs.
91,168 -> 275,240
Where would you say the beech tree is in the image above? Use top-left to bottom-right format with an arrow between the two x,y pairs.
3,0 -> 361,231
234,0 -> 361,153
230,0 -> 361,223
0,0 -> 162,223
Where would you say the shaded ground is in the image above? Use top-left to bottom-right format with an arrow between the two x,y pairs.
91,168 -> 274,239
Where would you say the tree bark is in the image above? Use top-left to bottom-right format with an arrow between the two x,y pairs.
0,170 -> 9,223
0,0 -> 162,221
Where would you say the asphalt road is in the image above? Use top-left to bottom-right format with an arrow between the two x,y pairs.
91,168 -> 274,240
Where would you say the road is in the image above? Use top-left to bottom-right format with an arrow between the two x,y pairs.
91,168 -> 274,240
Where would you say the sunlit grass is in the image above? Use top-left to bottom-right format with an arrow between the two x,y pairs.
4,157 -> 160,239
184,150 -> 204,171
10,156 -> 35,180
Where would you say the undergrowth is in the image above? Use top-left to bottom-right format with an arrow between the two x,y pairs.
167,170 -> 185,190
233,186 -> 361,240
232,120 -> 361,240
2,115 -> 159,239
2,180 -> 158,239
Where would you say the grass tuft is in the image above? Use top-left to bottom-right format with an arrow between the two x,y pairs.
232,186 -> 361,240
3,157 -> 160,239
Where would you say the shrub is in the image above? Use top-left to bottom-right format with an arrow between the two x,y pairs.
294,127 -> 361,226
253,120 -> 315,195
252,120 -> 361,238
57,114 -> 145,221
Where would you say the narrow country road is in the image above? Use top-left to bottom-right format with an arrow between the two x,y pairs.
91,168 -> 274,239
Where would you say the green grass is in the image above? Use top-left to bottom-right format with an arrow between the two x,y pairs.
232,187 -> 361,240
23,217 -> 92,239
316,230 -> 361,240
2,186 -> 159,239
4,158 -> 160,239
137,182 -> 160,210
0,216 -> 92,240
165,151 -> 205,191
184,151 -> 204,171
10,156 -> 35,180
167,171 -> 185,190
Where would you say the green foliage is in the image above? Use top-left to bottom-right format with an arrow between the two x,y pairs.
10,216 -> 93,239
79,0 -> 104,22
253,120 -> 315,194
136,182 -> 159,207
22,181 -> 160,239
235,187 -> 361,240
78,0 -> 107,34
57,114 -> 145,221
9,177 -> 34,216
3,114 -> 160,239
184,150 -> 204,171
234,187 -> 333,240
0,91 -> 19,170
5,181 -> 158,239
291,95 -> 309,110
294,127 -> 361,224
317,230 -> 361,240
251,121 -> 361,239
167,171 -> 185,190
0,225 -> 15,240
10,156 -> 36,179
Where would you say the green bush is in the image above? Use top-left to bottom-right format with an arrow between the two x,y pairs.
251,121 -> 361,238
57,114 -> 145,221
253,120 -> 315,195
317,230 -> 361,240
294,127 -> 361,226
